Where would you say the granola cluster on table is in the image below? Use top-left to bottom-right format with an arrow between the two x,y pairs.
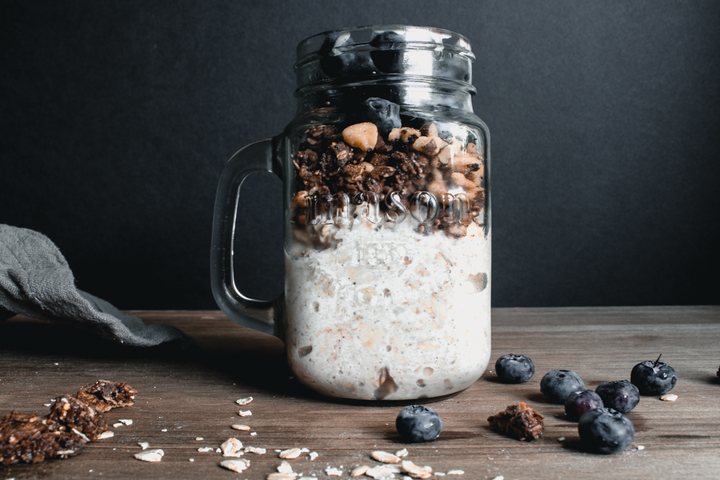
1,380 -> 137,466
487,401 -> 545,441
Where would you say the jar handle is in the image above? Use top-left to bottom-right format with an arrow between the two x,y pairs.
210,138 -> 281,337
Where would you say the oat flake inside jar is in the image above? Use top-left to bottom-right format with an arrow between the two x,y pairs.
211,25 -> 491,402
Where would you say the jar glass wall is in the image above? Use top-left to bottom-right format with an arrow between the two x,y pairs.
279,26 -> 491,401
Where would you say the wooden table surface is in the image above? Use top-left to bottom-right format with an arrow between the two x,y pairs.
1,306 -> 719,480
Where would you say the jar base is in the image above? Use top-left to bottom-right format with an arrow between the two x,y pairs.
296,384 -> 469,407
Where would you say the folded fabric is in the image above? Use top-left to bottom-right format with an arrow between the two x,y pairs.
0,224 -> 199,349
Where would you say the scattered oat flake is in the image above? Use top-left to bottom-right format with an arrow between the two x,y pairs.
637,445 -> 646,451
161,428 -> 168,432
280,447 -> 302,459
557,437 -> 565,442
325,466 -> 343,476
245,446 -> 267,455
189,458 -> 194,462
113,423 -> 123,428
195,437 -> 204,441
98,431 -> 115,439
490,476 -> 504,480
236,396 -> 254,405
395,448 -> 409,458
351,465 -> 370,476
232,424 -> 251,431
138,442 -> 150,450
220,458 -> 250,473
308,451 -> 319,461
267,474 -> 298,480
402,460 -> 433,479
198,447 -> 214,453
119,419 -> 133,425
448,470 -> 465,475
661,393 -> 678,402
221,438 -> 244,457
251,432 -> 258,436
277,460 -> 294,473
371,450 -> 401,464
239,410 -> 253,416
134,449 -> 164,462
366,465 -> 400,479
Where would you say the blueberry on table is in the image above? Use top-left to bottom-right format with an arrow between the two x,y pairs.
370,31 -> 406,73
396,405 -> 443,443
631,354 -> 677,395
540,370 -> 585,404
362,97 -> 401,136
595,380 -> 640,413
495,354 -> 535,384
564,389 -> 604,421
578,407 -> 635,454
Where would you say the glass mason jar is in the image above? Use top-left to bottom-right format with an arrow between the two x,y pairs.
211,25 -> 491,402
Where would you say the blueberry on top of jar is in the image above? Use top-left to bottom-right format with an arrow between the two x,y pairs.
370,30 -> 406,73
319,31 -> 374,78
362,97 -> 401,136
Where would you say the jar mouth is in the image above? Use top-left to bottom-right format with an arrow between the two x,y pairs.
294,25 -> 476,91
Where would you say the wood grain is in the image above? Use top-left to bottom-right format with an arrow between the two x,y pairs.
1,306 -> 719,479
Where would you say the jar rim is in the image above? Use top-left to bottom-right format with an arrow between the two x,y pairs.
295,24 -> 475,69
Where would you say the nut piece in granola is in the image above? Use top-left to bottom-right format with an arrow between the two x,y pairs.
77,380 -> 138,413
487,402 -> 545,441
342,122 -> 378,151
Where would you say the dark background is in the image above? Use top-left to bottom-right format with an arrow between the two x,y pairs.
2,1 -> 719,310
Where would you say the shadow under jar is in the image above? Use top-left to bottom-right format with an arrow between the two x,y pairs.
212,25 -> 491,402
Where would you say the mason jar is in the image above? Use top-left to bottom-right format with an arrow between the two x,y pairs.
211,25 -> 491,402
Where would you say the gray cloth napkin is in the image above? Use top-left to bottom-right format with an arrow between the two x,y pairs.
0,224 -> 199,349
